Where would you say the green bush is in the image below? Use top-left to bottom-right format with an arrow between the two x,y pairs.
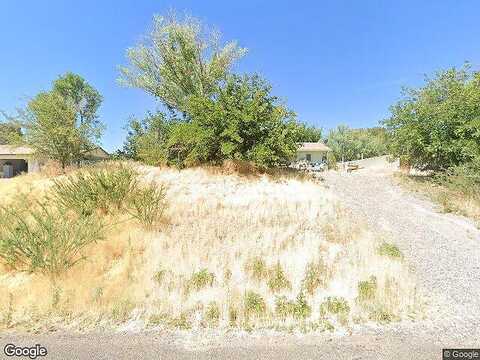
51,164 -> 138,216
275,293 -> 311,320
378,242 -> 403,259
437,158 -> 480,198
0,203 -> 104,277
302,260 -> 328,295
127,182 -> 167,229
327,125 -> 389,162
51,164 -> 168,228
189,269 -> 215,291
384,66 -> 480,171
205,302 -> 220,326
245,257 -> 268,281
122,74 -> 308,169
244,291 -> 266,317
357,276 -> 377,302
319,297 -> 350,316
267,263 -> 291,293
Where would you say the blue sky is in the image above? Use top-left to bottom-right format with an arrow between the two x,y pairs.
1,1 -> 479,152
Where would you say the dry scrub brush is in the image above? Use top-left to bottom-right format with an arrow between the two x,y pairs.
394,173 -> 480,226
0,164 -> 422,332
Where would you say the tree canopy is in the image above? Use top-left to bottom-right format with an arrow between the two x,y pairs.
384,65 -> 480,171
327,125 -> 388,162
23,73 -> 104,168
53,72 -> 103,125
119,13 -> 317,168
0,121 -> 22,145
123,74 -> 302,168
119,13 -> 246,113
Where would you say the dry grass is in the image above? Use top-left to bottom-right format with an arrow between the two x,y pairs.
0,163 -> 423,332
395,173 -> 480,226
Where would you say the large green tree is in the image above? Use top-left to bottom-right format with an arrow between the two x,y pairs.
119,13 -> 246,113
174,74 -> 300,167
384,65 -> 480,170
119,12 -> 318,169
24,73 -> 104,169
53,72 -> 103,126
123,74 -> 301,168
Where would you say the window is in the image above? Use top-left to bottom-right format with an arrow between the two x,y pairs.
306,154 -> 311,161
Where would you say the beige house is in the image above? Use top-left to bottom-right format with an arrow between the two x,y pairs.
296,142 -> 332,163
0,145 -> 109,178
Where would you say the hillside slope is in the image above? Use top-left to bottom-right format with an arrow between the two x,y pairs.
0,164 -> 419,333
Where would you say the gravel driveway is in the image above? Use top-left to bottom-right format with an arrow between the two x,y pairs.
1,166 -> 478,359
323,167 -> 480,347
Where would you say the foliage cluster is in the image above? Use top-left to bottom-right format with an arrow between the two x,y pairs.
22,73 -> 104,169
51,164 -> 167,228
384,65 -> 480,171
1,73 -> 104,169
326,125 -> 389,162
0,165 -> 167,278
119,14 -> 322,168
0,202 -> 104,277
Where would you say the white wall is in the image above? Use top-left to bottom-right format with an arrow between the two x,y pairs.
296,151 -> 327,163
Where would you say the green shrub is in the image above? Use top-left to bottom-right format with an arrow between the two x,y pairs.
245,257 -> 268,281
169,313 -> 191,330
378,242 -> 402,259
384,66 -> 480,171
267,263 -> 291,293
205,302 -> 220,326
369,308 -> 395,323
153,269 -> 166,285
437,158 -> 480,198
51,164 -> 138,216
275,292 -> 311,320
302,260 -> 328,295
189,269 -> 215,291
244,291 -> 266,317
320,297 -> 350,316
0,203 -> 104,277
357,276 -> 377,302
51,164 -> 168,228
127,183 -> 167,229
111,300 -> 135,323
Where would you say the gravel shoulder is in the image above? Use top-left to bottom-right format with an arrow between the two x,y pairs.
2,163 -> 479,359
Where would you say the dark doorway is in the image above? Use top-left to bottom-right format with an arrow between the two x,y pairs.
0,159 -> 28,178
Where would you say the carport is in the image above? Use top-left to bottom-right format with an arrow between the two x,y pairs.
0,145 -> 39,178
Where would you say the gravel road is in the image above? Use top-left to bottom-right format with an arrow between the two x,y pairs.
1,164 -> 479,359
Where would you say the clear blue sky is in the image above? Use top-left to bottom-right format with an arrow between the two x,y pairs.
1,1 -> 479,152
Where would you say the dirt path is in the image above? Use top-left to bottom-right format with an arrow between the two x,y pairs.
2,164 -> 479,359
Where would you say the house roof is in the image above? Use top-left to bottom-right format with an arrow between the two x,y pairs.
0,145 -> 110,157
0,145 -> 35,155
298,142 -> 332,152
